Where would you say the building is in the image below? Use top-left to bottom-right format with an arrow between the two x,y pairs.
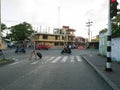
88,35 -> 99,49
75,36 -> 85,49
32,26 -> 76,48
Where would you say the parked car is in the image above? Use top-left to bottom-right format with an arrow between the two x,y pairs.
36,45 -> 51,50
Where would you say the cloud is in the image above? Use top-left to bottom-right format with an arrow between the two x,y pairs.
2,0 -> 120,37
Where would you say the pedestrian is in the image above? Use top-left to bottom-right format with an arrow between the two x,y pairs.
29,40 -> 37,60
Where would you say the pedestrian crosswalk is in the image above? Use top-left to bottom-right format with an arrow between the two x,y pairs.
10,55 -> 83,65
51,56 -> 61,63
40,55 -> 82,64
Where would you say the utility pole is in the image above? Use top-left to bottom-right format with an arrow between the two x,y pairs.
86,19 -> 93,42
63,28 -> 66,46
105,0 -> 118,71
58,6 -> 60,34
40,25 -> 41,33
0,0 -> 1,49
106,0 -> 112,71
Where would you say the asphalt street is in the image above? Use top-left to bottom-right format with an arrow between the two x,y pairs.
0,48 -> 112,90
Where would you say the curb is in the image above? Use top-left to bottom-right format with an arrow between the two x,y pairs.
81,55 -> 120,90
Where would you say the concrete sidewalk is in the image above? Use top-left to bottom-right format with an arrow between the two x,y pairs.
80,49 -> 120,90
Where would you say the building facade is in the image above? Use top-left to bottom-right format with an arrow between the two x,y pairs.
32,26 -> 76,48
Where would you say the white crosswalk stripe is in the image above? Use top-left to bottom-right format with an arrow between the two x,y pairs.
31,61 -> 39,64
51,56 -> 61,63
44,57 -> 55,63
70,56 -> 74,62
76,56 -> 82,62
61,56 -> 68,63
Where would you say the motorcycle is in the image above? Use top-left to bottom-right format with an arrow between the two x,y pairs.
61,47 -> 71,54
15,47 -> 26,53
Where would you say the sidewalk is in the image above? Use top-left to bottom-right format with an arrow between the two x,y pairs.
80,49 -> 120,90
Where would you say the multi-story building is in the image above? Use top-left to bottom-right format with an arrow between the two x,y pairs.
32,26 -> 76,48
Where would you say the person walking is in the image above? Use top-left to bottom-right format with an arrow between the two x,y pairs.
29,40 -> 37,60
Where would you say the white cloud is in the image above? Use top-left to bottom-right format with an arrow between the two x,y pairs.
1,0 -> 120,38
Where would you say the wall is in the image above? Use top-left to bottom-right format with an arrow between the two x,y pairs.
99,32 -> 120,61
111,37 -> 120,61
99,32 -> 107,56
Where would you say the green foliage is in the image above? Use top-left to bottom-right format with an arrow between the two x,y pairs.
10,22 -> 34,41
111,9 -> 120,38
99,28 -> 107,34
112,23 -> 120,38
100,9 -> 120,38
1,23 -> 7,31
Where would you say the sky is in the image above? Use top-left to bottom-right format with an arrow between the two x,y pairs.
1,0 -> 120,38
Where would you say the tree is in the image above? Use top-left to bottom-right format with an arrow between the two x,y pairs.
10,22 -> 34,41
112,23 -> 120,38
112,9 -> 120,38
1,23 -> 7,31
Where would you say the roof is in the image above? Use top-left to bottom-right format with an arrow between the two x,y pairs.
34,33 -> 60,36
66,29 -> 76,31
63,26 -> 69,28
75,36 -> 85,39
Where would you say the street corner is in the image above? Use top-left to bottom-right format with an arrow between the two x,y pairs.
80,55 -> 120,90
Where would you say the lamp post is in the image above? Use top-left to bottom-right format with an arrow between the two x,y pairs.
86,19 -> 93,42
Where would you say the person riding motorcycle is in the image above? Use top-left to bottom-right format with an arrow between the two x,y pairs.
15,43 -> 26,53
61,44 -> 71,54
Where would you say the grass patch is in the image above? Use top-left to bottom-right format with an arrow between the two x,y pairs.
0,58 -> 14,66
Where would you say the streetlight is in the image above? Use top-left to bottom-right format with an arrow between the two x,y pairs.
86,19 -> 93,42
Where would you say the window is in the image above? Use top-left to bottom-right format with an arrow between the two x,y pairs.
55,42 -> 58,46
62,36 -> 64,40
55,36 -> 58,40
43,35 -> 48,39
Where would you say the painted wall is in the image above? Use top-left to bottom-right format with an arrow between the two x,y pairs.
111,37 -> 120,61
99,32 -> 107,56
99,32 -> 120,61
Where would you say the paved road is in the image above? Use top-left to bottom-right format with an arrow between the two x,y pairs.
0,49 -> 112,90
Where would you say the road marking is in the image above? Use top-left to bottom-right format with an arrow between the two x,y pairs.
61,56 -> 68,63
31,61 -> 39,64
51,56 -> 61,63
44,57 -> 55,63
44,56 -> 50,59
10,62 -> 20,65
76,56 -> 82,62
70,56 -> 74,62
71,56 -> 74,59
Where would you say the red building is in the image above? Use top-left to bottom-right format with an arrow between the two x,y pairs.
75,36 -> 85,49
